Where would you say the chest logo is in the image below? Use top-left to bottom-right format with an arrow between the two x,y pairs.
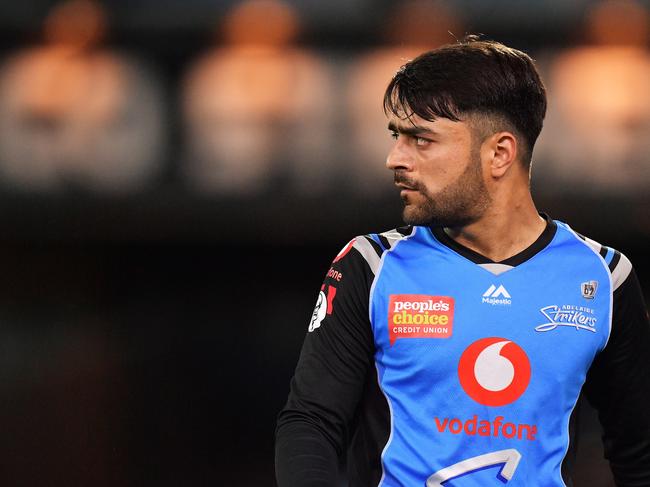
535,305 -> 597,333
388,295 -> 454,345
482,284 -> 512,306
458,338 -> 531,407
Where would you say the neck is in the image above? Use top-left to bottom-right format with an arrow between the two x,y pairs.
444,187 -> 545,263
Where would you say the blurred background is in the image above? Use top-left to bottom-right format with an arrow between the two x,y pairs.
0,0 -> 648,485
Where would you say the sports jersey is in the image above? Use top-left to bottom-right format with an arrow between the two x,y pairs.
276,217 -> 650,486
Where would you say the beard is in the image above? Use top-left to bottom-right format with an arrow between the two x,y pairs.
395,150 -> 491,228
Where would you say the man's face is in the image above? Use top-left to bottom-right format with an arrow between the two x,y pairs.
386,113 -> 491,228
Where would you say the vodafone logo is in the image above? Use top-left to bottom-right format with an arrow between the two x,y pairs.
458,337 -> 531,407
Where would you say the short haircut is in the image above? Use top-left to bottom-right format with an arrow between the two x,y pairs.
383,35 -> 547,166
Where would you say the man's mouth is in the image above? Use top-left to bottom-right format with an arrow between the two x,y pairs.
394,180 -> 419,193
396,182 -> 415,190
396,184 -> 419,202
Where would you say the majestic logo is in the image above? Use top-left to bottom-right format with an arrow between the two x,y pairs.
581,280 -> 598,299
535,305 -> 597,333
388,295 -> 454,345
308,284 -> 337,332
482,285 -> 512,306
458,338 -> 531,406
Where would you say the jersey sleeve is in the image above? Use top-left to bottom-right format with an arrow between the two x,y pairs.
583,255 -> 650,486
275,237 -> 381,487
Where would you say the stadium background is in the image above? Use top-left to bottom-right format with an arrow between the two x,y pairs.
0,0 -> 648,485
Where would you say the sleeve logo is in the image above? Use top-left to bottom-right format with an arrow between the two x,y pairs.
388,295 -> 454,345
308,284 -> 337,333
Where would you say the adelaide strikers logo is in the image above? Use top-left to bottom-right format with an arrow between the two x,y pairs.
458,337 -> 531,407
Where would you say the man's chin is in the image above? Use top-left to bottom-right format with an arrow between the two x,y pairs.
402,205 -> 476,228
401,205 -> 430,226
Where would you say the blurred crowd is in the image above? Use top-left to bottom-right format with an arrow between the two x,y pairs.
0,0 -> 648,198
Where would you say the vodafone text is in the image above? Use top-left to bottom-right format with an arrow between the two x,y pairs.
434,415 -> 538,441
326,267 -> 342,282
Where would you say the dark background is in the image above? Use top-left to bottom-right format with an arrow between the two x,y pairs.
0,1 -> 649,486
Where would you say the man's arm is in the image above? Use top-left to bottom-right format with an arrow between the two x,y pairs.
275,239 -> 378,486
583,260 -> 650,486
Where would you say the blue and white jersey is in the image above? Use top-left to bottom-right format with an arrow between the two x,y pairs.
276,218 -> 650,487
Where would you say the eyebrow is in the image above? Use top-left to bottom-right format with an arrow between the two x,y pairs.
387,121 -> 436,137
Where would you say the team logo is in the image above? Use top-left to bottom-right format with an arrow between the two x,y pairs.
388,295 -> 454,345
458,337 -> 531,406
581,280 -> 598,299
535,305 -> 597,333
482,285 -> 512,306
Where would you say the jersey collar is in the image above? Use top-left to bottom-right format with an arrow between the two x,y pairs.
429,214 -> 557,267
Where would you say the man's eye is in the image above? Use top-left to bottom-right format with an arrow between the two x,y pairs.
390,131 -> 399,140
415,136 -> 430,146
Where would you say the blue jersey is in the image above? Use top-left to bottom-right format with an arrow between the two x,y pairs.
276,218 -> 650,487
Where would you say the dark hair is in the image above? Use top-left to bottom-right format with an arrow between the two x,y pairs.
383,36 -> 547,166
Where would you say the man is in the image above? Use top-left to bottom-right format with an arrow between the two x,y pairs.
275,37 -> 650,486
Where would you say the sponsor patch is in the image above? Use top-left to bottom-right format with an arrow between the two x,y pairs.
434,415 -> 537,441
458,338 -> 531,407
388,295 -> 454,345
426,449 -> 522,486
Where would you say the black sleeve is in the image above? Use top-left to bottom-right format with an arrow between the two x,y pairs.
583,268 -> 650,486
275,243 -> 376,486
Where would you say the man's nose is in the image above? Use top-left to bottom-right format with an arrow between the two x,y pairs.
386,139 -> 413,171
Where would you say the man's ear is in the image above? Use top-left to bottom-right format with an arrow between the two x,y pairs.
484,132 -> 518,178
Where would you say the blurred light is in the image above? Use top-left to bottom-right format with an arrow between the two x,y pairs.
345,0 -> 462,196
182,0 -> 334,195
535,5 -> 650,197
43,0 -> 107,50
222,0 -> 299,47
586,0 -> 649,46
385,0 -> 462,47
0,0 -> 164,194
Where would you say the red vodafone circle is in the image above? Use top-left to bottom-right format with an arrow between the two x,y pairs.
458,337 -> 531,407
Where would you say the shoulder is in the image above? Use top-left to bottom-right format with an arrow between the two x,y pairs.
334,226 -> 416,275
554,220 -> 633,292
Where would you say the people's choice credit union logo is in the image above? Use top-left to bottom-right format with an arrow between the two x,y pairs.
388,294 -> 454,345
458,337 -> 531,406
